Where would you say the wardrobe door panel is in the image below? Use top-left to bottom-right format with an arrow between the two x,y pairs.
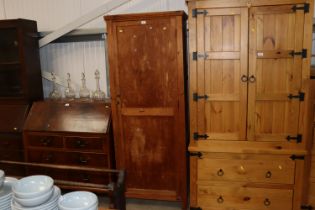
195,8 -> 248,141
248,5 -> 305,142
106,12 -> 187,203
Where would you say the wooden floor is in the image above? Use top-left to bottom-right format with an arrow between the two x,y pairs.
98,197 -> 182,210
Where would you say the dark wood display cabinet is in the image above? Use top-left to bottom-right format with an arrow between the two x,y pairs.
0,19 -> 43,176
23,100 -> 115,192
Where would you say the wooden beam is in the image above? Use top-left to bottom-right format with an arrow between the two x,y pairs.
39,0 -> 130,48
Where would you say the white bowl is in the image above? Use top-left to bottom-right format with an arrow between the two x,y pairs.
14,185 -> 53,207
12,175 -> 53,199
0,170 -> 5,188
11,186 -> 60,210
58,191 -> 98,210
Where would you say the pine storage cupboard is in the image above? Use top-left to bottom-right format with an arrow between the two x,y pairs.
105,12 -> 187,206
188,0 -> 315,209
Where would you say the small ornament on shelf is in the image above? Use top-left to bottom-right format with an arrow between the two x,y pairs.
79,72 -> 90,99
64,73 -> 75,99
49,72 -> 61,99
92,69 -> 106,100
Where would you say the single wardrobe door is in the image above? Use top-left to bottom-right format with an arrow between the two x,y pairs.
193,8 -> 248,141
248,5 -> 305,142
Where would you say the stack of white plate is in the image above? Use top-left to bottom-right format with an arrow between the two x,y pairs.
58,191 -> 98,210
11,175 -> 60,210
0,174 -> 18,210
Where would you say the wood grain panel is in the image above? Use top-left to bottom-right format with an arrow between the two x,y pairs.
198,157 -> 295,184
248,5 -> 304,142
197,183 -> 293,210
106,12 -> 187,203
197,8 -> 248,141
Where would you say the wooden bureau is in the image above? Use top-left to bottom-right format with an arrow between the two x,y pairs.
23,100 -> 114,190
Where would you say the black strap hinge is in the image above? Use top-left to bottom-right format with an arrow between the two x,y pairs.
193,52 -> 208,60
193,132 -> 209,140
290,155 -> 305,160
301,205 -> 313,210
289,49 -> 307,58
288,92 -> 305,101
189,152 -> 203,159
287,134 -> 303,143
292,3 -> 310,13
193,93 -> 209,101
192,9 -> 208,17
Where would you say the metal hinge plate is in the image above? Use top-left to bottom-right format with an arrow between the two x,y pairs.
290,155 -> 305,160
287,134 -> 303,143
193,93 -> 209,101
288,92 -> 305,101
292,3 -> 310,13
192,52 -> 208,60
301,205 -> 313,210
290,49 -> 307,58
192,9 -> 208,17
193,132 -> 209,140
189,152 -> 203,159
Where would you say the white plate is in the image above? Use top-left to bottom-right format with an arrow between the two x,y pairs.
0,182 -> 13,199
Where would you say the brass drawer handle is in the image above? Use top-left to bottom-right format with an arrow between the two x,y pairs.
265,171 -> 272,178
43,154 -> 53,162
40,138 -> 52,146
217,169 -> 224,176
82,174 -> 90,182
217,196 -> 224,204
78,156 -> 88,164
264,198 -> 271,206
75,140 -> 87,148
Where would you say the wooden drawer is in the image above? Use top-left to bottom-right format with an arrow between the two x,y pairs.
27,134 -> 63,148
0,133 -> 23,149
66,152 -> 109,167
197,183 -> 293,210
68,171 -> 110,185
65,136 -> 106,152
27,150 -> 67,164
198,156 -> 295,184
0,150 -> 23,161
27,167 -> 66,180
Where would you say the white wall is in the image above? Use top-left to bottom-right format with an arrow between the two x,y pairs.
0,0 -> 187,98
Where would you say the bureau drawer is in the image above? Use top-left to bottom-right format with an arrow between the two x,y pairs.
0,134 -> 23,149
27,167 -> 66,181
0,150 -> 24,161
198,156 -> 295,184
27,135 -> 63,148
68,171 -> 110,185
27,150 -> 67,164
65,136 -> 106,152
66,153 -> 109,167
197,183 -> 293,210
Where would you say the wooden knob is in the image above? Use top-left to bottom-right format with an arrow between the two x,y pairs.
265,171 -> 272,178
217,169 -> 224,176
264,198 -> 271,206
217,196 -> 224,204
